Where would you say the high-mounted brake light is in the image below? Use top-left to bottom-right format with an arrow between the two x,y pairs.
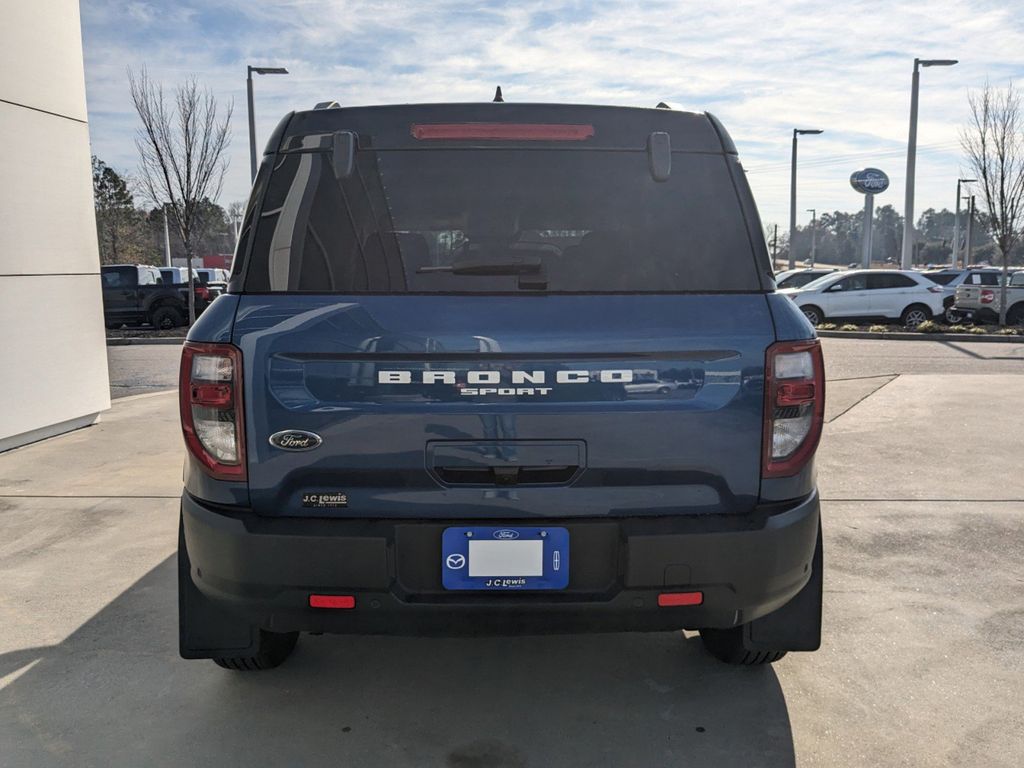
179,342 -> 246,481
410,123 -> 595,141
762,340 -> 825,478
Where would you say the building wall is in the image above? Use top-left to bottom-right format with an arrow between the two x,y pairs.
0,0 -> 110,452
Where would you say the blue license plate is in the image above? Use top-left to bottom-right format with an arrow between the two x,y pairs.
441,526 -> 569,590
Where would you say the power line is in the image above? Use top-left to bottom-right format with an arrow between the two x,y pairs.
743,141 -> 960,174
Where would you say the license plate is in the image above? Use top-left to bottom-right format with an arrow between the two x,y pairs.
441,526 -> 569,590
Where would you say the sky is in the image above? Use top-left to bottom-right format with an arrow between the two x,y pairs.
81,0 -> 1024,230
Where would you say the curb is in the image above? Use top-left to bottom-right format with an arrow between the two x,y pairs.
106,337 -> 185,346
817,330 -> 1023,343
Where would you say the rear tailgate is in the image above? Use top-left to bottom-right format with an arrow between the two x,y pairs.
234,293 -> 774,519
955,284 -> 987,309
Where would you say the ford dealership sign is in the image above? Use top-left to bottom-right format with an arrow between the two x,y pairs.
850,168 -> 890,195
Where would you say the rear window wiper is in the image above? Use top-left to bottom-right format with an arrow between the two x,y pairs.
417,256 -> 542,276
417,257 -> 547,290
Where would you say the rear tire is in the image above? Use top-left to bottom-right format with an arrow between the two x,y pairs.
151,305 -> 185,330
900,304 -> 931,328
1007,304 -> 1024,326
699,627 -> 787,665
801,305 -> 824,326
212,630 -> 299,671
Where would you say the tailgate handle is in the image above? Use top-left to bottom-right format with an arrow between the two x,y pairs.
435,464 -> 578,486
427,440 -> 586,487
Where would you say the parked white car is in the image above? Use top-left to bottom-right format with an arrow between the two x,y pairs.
780,270 -> 945,327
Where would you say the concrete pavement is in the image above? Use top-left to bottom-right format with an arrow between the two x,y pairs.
1,372 -> 1022,767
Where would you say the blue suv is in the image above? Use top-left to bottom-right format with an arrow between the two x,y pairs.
177,101 -> 824,669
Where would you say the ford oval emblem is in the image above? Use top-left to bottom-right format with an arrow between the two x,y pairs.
493,529 -> 520,540
268,430 -> 322,451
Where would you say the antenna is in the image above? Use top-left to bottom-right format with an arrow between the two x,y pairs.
493,86 -> 504,103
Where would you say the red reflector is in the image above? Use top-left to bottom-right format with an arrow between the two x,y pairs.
309,594 -> 356,609
411,123 -> 595,141
776,381 -> 816,406
658,591 -> 704,607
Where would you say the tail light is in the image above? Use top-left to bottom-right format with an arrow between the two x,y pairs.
981,289 -> 995,304
194,284 -> 211,301
927,285 -> 944,293
763,340 -> 825,478
179,342 -> 246,480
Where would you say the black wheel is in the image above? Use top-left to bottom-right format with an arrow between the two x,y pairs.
900,304 -> 931,328
657,386 -> 672,395
944,306 -> 960,324
1007,304 -> 1024,326
150,305 -> 185,329
699,627 -> 787,665
801,305 -> 824,326
212,630 -> 299,671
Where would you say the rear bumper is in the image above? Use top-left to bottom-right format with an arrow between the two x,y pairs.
181,491 -> 820,635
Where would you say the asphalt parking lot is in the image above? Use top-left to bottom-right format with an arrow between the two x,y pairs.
2,338 -> 1022,766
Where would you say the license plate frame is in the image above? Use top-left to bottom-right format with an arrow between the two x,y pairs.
441,526 -> 569,591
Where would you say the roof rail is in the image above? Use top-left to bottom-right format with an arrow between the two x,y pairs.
314,101 -> 340,109
656,101 -> 682,110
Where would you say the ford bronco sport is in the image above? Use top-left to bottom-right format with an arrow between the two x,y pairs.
178,101 -> 824,670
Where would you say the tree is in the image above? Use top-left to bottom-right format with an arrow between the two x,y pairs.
960,81 -> 1024,324
129,67 -> 232,324
92,156 -> 151,264
227,200 -> 247,253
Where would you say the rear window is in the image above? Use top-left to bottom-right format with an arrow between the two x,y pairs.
780,271 -> 830,289
241,148 -> 760,293
923,272 -> 956,285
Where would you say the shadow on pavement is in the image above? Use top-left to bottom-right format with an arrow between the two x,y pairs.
0,558 -> 795,768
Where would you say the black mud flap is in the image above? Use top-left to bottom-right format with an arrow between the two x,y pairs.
743,523 -> 823,652
178,515 -> 260,659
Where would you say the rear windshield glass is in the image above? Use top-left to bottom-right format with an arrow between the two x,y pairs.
241,148 -> 760,293
923,273 -> 957,285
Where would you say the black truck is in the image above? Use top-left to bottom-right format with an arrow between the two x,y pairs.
101,265 -> 211,329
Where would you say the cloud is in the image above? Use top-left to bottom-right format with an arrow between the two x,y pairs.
82,0 -> 1024,226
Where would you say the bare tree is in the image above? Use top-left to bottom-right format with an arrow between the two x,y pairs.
227,200 -> 247,253
960,81 -> 1024,325
128,67 -> 232,324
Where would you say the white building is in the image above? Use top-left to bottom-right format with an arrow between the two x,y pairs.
0,1 -> 110,451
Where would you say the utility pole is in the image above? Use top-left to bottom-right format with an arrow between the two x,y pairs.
806,208 -> 817,267
789,128 -> 824,270
900,57 -> 959,268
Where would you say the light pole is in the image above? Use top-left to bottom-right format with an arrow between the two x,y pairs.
247,65 -> 289,182
952,178 -> 976,268
900,57 -> 958,269
162,203 -> 172,267
964,195 -> 975,267
789,128 -> 824,270
805,208 -> 817,267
